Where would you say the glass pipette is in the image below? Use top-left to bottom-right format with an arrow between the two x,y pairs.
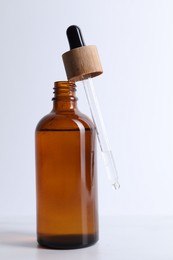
82,77 -> 120,190
62,25 -> 120,190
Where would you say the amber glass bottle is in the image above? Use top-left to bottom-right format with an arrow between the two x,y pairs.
35,81 -> 98,249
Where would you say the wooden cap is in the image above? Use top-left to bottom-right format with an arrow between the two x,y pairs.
62,45 -> 103,82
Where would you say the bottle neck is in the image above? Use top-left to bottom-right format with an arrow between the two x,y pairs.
52,81 -> 78,113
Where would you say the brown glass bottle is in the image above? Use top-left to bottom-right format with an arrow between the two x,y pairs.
35,81 -> 98,249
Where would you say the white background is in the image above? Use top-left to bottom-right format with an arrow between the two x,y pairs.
0,0 -> 173,218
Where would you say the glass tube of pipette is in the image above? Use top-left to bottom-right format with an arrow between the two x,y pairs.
81,77 -> 120,190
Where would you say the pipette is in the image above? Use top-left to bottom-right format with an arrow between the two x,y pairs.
62,25 -> 120,190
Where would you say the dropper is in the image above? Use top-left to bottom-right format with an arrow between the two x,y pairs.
62,25 -> 120,190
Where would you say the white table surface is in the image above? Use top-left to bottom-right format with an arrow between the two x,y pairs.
0,216 -> 172,260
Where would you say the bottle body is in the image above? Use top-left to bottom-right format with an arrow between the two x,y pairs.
35,81 -> 98,249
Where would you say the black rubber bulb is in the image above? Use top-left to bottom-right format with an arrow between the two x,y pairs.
66,25 -> 85,50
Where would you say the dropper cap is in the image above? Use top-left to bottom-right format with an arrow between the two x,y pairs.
62,25 -> 103,82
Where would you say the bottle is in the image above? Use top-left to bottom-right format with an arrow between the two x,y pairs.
35,81 -> 98,249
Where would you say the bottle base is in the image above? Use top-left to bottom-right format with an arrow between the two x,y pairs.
37,233 -> 98,249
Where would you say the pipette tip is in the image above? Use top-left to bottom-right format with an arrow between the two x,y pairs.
112,183 -> 120,190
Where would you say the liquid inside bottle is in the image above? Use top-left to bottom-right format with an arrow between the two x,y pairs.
35,81 -> 98,249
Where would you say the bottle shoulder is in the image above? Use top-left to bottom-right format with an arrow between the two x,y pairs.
36,111 -> 95,131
